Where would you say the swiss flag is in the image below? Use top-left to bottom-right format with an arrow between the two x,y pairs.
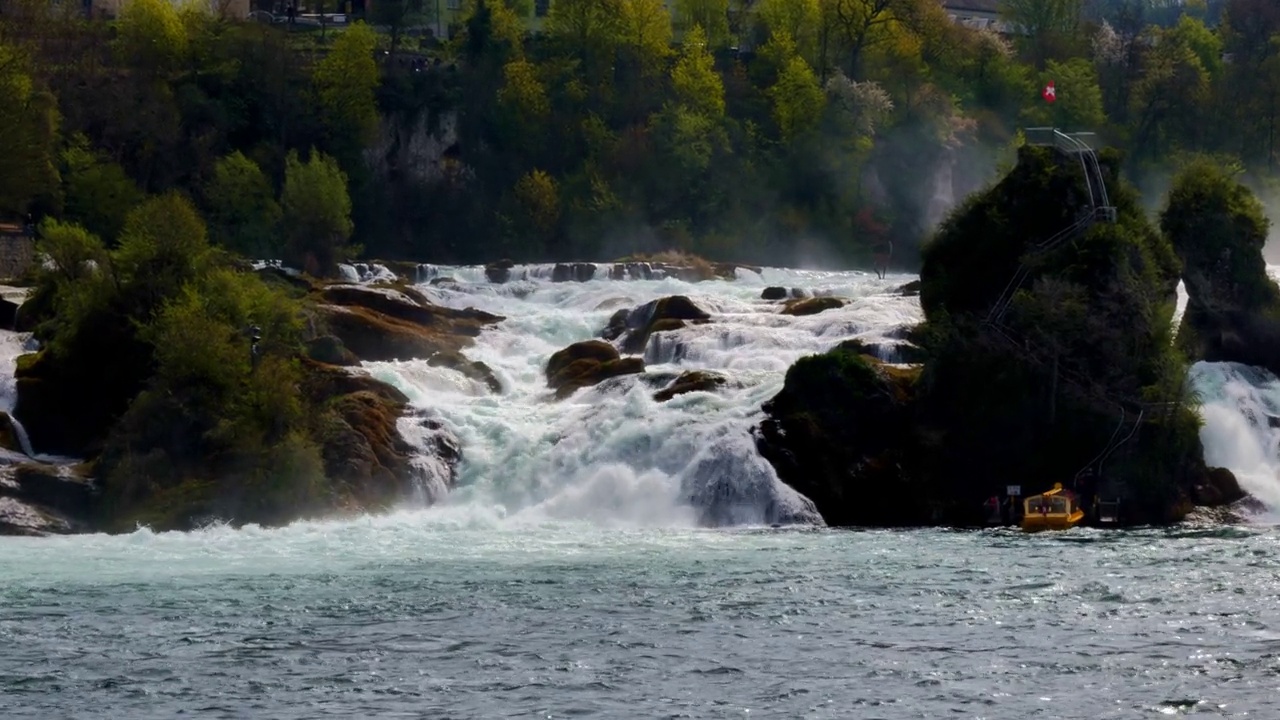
1043,81 -> 1057,103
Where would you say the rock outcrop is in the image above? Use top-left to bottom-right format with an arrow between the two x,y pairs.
653,371 -> 727,402
1161,161 -> 1280,376
756,347 -> 928,526
545,340 -> 645,399
759,145 -> 1215,527
781,297 -> 845,316
603,295 -> 711,354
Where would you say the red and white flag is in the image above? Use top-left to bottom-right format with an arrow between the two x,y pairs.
1042,81 -> 1057,103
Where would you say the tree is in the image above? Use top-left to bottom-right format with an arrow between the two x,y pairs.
313,22 -> 381,155
0,38 -> 58,217
999,0 -> 1083,67
674,0 -> 730,48
1022,57 -> 1105,131
204,152 -> 283,259
373,0 -> 426,59
760,0 -> 821,64
772,55 -> 826,141
60,138 -> 145,243
545,0 -> 625,82
280,150 -> 355,277
514,169 -> 561,238
113,192 -> 215,313
672,25 -> 725,118
619,0 -> 675,80
115,0 -> 189,74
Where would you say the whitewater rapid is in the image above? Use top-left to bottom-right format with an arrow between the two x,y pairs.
359,265 -> 922,529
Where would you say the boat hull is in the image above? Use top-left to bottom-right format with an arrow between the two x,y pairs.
1021,510 -> 1084,533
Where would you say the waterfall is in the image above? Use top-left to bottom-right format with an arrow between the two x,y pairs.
361,265 -> 921,528
1189,361 -> 1280,516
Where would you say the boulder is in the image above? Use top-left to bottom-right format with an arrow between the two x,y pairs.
545,340 -> 645,399
301,361 -> 461,509
255,265 -> 316,295
755,349 -> 927,526
761,287 -> 788,300
615,296 -> 711,354
552,263 -> 597,283
318,284 -> 502,329
0,296 -> 18,330
486,258 -> 515,283
316,286 -> 502,363
781,297 -> 846,316
0,462 -> 97,535
1192,467 -> 1248,507
896,280 -> 921,297
428,350 -> 503,393
305,335 -> 360,366
0,496 -> 72,536
653,371 -> 727,402
1162,161 -> 1280,376
429,276 -> 458,286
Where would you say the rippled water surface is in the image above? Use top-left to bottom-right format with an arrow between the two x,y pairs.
4,521 -> 1280,718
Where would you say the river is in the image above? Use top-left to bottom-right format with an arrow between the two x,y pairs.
2,264 -> 1279,718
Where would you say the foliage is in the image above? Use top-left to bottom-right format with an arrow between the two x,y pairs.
281,150 -> 355,276
204,152 -> 283,259
0,37 -> 59,217
313,22 -> 381,157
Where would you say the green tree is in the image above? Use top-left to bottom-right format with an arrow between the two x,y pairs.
113,192 -> 216,312
0,38 -> 59,217
674,0 -> 731,48
760,0 -> 821,64
115,0 -> 190,73
999,0 -> 1083,67
672,25 -> 725,118
60,139 -> 145,243
772,55 -> 826,141
204,152 -> 283,259
619,0 -> 675,78
1022,57 -> 1105,131
545,0 -> 625,81
313,22 -> 381,154
281,150 -> 355,277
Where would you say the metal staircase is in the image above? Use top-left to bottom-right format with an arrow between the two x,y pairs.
979,130 -> 1153,479
984,129 -> 1117,326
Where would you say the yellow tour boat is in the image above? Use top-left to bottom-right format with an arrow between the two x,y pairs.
1021,483 -> 1085,533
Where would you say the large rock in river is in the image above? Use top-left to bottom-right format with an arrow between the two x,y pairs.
1161,161 -> 1280,376
603,296 -> 711,354
755,346 -> 929,526
545,340 -> 644,399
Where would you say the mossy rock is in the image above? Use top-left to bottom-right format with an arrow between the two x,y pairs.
429,349 -> 502,393
306,334 -> 360,366
318,284 -> 502,329
781,297 -> 845,316
545,340 -> 645,399
756,349 -> 927,527
617,296 -> 711,354
653,371 -> 727,402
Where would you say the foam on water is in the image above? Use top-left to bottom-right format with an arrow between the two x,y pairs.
1190,361 -> 1280,516
365,267 -> 921,529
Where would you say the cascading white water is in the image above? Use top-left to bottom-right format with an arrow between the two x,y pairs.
1190,361 -> 1280,517
0,327 -> 38,459
361,266 -> 923,528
